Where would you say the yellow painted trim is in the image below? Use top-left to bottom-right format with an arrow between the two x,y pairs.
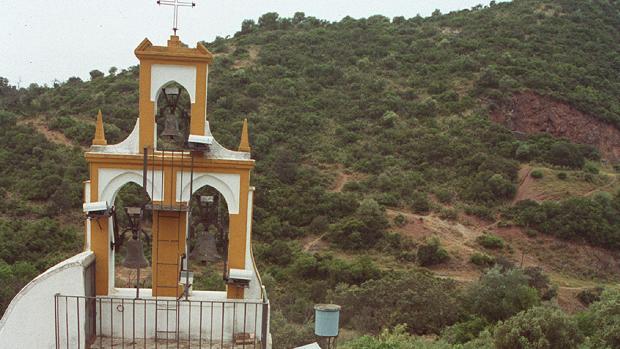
92,216 -> 109,295
139,63 -> 154,151
190,63 -> 207,135
85,152 -> 255,171
135,36 -> 213,64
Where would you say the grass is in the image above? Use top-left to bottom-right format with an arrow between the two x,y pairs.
526,164 -> 618,200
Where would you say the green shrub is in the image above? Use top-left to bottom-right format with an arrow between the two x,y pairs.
442,317 -> 489,344
270,310 -> 315,349
464,205 -> 495,221
328,198 -> 389,249
470,252 -> 495,267
417,237 -> 449,267
410,191 -> 431,213
523,266 -> 557,301
393,213 -> 407,227
494,306 -> 582,349
576,287 -> 604,306
476,233 -> 505,249
557,172 -> 568,180
332,272 -> 462,335
434,188 -> 454,204
192,267 -> 226,291
508,194 -> 620,249
583,162 -> 599,174
342,325 -> 454,349
578,289 -> 620,348
465,266 -> 540,322
438,208 -> 458,220
530,169 -> 544,179
547,142 -> 586,168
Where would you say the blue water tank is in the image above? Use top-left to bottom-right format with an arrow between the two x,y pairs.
314,304 -> 341,337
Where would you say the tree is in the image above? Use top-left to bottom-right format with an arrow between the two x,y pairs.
258,12 -> 280,30
332,272 -> 462,334
417,236 -> 449,266
477,66 -> 500,89
240,19 -> 256,34
89,70 -> 104,80
578,289 -> 620,348
547,142 -> 585,168
466,266 -> 540,322
494,306 -> 582,349
292,12 -> 306,25
273,147 -> 298,184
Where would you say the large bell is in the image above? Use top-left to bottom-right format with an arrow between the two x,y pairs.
161,111 -> 182,139
123,238 -> 149,269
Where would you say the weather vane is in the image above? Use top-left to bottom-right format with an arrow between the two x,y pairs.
157,0 -> 196,35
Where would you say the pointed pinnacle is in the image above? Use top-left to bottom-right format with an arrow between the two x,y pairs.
92,109 -> 107,146
238,118 -> 251,153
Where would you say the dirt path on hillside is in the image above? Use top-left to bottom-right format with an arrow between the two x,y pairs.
331,172 -> 351,192
303,233 -> 328,252
17,116 -> 80,148
233,46 -> 260,69
385,205 -> 619,314
513,165 -> 537,202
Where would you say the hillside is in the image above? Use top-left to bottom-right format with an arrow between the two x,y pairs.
1,0 -> 620,347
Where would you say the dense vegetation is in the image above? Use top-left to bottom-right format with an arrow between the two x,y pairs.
0,0 -> 619,347
341,289 -> 620,349
0,110 -> 84,315
508,192 -> 620,249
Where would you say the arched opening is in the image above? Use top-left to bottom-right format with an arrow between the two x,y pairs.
187,186 -> 229,291
112,182 -> 152,290
155,82 -> 192,151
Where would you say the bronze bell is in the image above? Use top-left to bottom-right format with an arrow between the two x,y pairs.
161,111 -> 182,139
123,238 -> 149,269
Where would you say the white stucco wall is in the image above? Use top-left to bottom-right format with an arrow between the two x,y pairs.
151,64 -> 197,103
90,118 -> 141,154
0,251 -> 95,349
96,297 -> 266,342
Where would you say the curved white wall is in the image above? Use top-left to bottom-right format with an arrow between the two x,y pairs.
177,171 -> 240,214
0,252 -> 94,349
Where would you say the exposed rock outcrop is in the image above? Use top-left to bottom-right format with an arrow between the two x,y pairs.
491,92 -> 620,162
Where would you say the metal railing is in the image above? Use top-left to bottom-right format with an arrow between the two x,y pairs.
54,294 -> 269,349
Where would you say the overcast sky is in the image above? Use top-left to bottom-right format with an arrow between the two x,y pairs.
1,0 -> 506,86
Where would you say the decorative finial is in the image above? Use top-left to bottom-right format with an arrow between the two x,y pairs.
157,0 -> 196,36
93,110 -> 107,146
238,118 -> 251,153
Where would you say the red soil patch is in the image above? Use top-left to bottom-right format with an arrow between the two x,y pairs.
491,91 -> 620,161
556,287 -> 587,314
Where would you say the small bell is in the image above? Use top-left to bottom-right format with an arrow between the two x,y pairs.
161,111 -> 182,139
123,237 -> 149,269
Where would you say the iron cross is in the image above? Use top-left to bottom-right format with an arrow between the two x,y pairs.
157,0 -> 196,35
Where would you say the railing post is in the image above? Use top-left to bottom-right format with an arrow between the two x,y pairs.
51,296 -> 269,348
54,293 -> 60,349
261,301 -> 269,349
